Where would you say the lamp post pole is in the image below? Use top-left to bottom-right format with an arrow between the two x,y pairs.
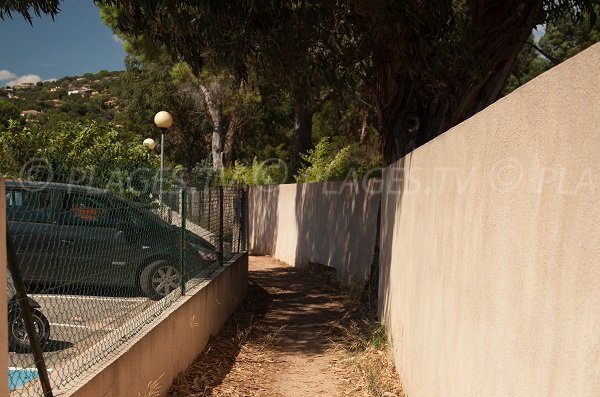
160,131 -> 165,205
143,138 -> 157,200
154,111 -> 173,207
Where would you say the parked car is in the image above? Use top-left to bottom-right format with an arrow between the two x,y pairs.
5,180 -> 216,300
7,271 -> 51,352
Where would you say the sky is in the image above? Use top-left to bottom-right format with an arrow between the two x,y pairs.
0,0 -> 126,86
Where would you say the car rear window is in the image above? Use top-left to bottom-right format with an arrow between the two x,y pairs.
6,189 -> 51,223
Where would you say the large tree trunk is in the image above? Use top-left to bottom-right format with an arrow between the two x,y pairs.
211,125 -> 224,171
223,111 -> 241,166
364,0 -> 545,317
359,109 -> 368,143
199,84 -> 224,171
376,0 -> 544,165
292,93 -> 314,175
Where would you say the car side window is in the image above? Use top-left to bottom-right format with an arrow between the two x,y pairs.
58,193 -> 118,227
6,189 -> 51,223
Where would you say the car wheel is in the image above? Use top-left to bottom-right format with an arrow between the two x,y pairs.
8,309 -> 51,353
140,260 -> 181,300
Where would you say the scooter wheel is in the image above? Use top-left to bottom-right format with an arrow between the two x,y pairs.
8,309 -> 51,353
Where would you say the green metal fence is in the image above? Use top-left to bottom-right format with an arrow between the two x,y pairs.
5,181 -> 246,396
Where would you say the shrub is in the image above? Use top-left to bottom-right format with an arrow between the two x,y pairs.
295,137 -> 353,183
191,157 -> 288,187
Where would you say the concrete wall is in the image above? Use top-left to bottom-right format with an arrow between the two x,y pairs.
249,180 -> 380,284
1,179 -> 8,395
379,42 -> 600,396
61,254 -> 248,397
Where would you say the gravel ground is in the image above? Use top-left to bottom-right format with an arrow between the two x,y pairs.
167,256 -> 404,397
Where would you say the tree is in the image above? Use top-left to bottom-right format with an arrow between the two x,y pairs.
540,5 -> 600,62
3,1 -> 597,166
0,120 -> 158,197
0,1 -> 60,23
170,64 -> 262,171
90,0 -> 597,166
98,1 -> 360,173
504,5 -> 600,95
114,56 -> 213,174
101,4 -> 265,172
0,99 -> 22,129
503,36 -> 551,95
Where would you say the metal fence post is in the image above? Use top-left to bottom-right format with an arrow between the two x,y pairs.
244,186 -> 249,252
180,188 -> 187,295
6,229 -> 53,397
237,187 -> 244,253
208,188 -> 212,228
219,186 -> 224,266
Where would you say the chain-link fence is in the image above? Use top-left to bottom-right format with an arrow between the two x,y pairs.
5,180 -> 246,396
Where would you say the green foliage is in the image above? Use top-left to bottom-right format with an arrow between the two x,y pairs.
191,157 -> 287,187
228,158 -> 288,186
190,158 -> 216,189
295,137 -> 382,183
505,6 -> 599,95
5,2 -> 600,167
0,0 -> 60,23
0,99 -> 22,128
1,70 -> 126,127
295,137 -> 353,183
503,37 -> 551,95
0,120 -> 159,198
541,5 -> 600,62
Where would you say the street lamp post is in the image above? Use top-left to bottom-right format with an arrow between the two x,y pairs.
154,111 -> 173,207
143,138 -> 156,161
143,138 -> 157,199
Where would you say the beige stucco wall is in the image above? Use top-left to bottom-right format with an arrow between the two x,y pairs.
379,42 -> 600,396
0,178 -> 8,395
249,180 -> 380,284
61,254 -> 248,397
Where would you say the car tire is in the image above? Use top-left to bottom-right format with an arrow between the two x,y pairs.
140,260 -> 182,300
8,308 -> 51,353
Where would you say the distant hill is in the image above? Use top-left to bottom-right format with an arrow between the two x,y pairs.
0,70 -> 126,126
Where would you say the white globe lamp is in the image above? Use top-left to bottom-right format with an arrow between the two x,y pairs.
143,138 -> 156,151
154,111 -> 173,129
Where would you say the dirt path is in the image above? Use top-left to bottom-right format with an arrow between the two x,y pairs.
167,256 -> 403,397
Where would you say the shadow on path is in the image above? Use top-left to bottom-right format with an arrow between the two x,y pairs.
249,257 -> 347,356
167,255 -> 393,397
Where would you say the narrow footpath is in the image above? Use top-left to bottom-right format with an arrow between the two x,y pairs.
167,256 -> 403,397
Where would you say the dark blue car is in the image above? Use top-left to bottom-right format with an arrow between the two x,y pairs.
5,180 -> 216,300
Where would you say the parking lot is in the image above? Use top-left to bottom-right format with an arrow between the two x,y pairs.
7,264 -> 223,394
9,292 -> 154,380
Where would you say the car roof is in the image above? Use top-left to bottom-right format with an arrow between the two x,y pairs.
4,179 -> 112,196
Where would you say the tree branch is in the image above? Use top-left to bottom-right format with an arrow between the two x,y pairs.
526,41 -> 561,65
310,89 -> 335,114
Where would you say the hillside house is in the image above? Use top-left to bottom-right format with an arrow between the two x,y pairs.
20,110 -> 43,123
12,82 -> 35,89
104,97 -> 118,107
68,85 -> 94,96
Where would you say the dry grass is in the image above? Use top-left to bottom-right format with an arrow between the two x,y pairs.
300,263 -> 404,397
167,281 -> 281,397
167,258 -> 404,397
139,373 -> 165,397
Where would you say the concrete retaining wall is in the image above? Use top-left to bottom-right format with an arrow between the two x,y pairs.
248,180 -> 380,285
62,254 -> 248,397
379,43 -> 600,396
